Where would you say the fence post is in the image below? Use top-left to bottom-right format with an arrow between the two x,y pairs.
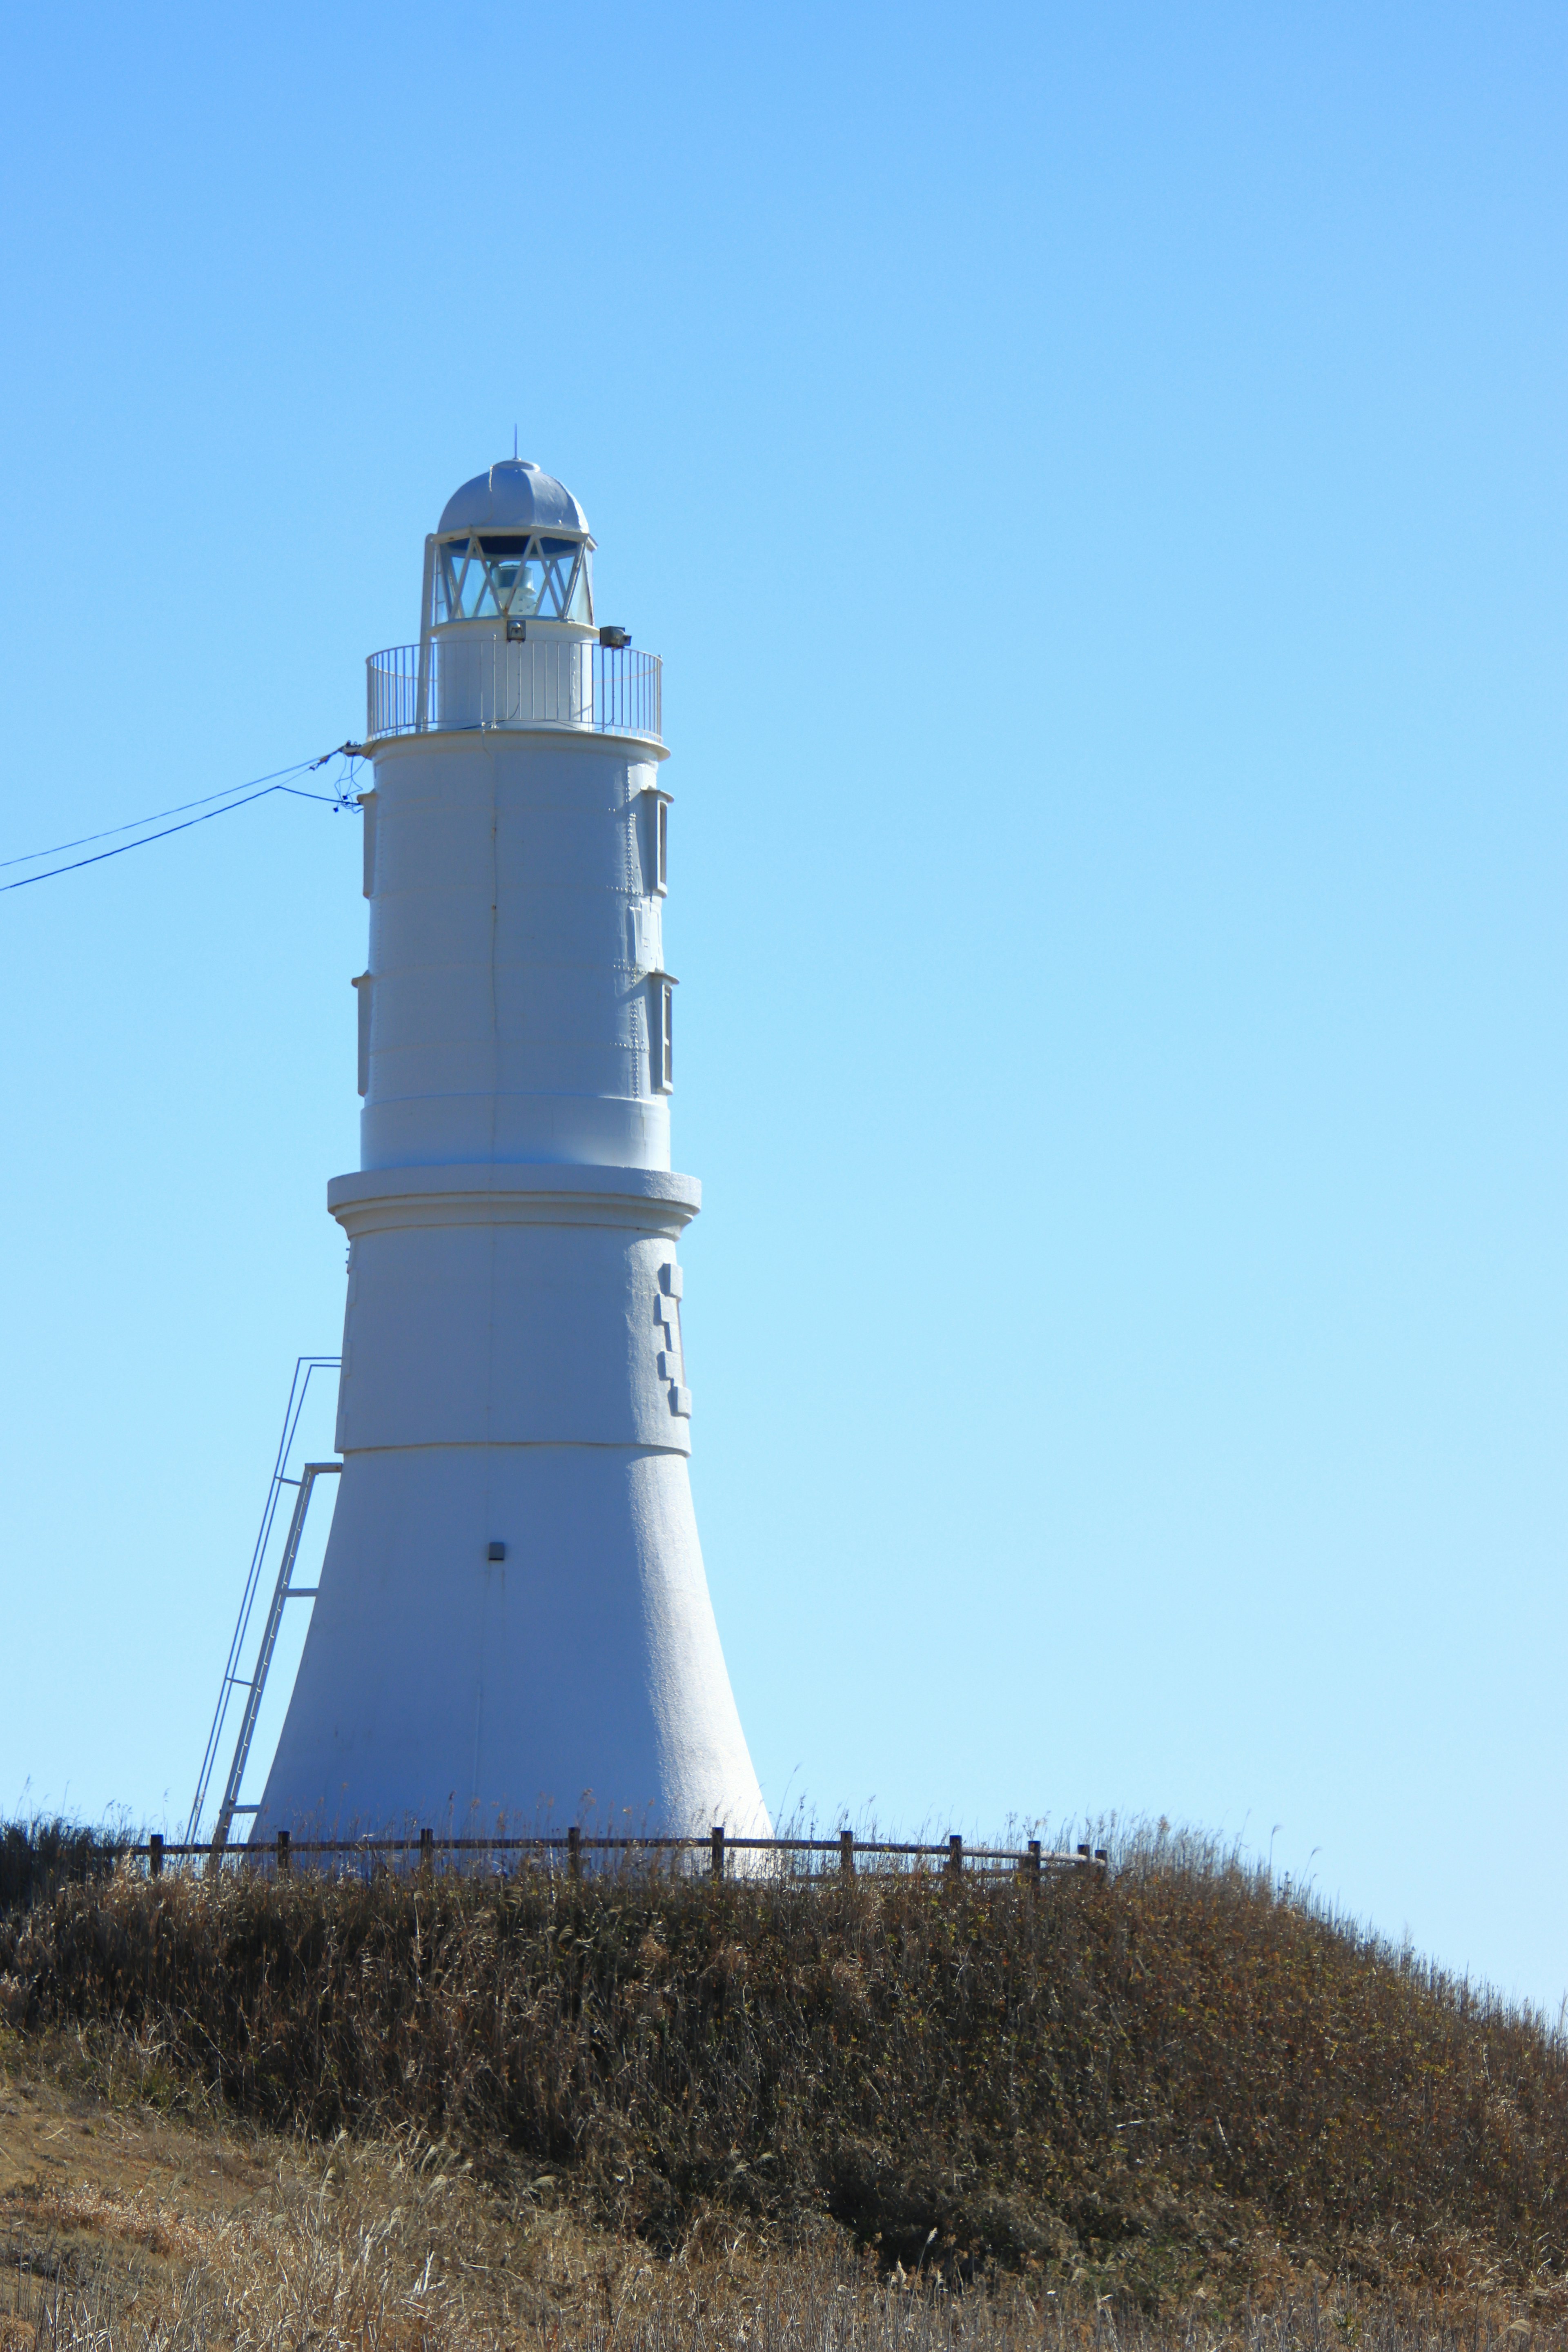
568,1825 -> 581,1882
947,1833 -> 963,1881
1095,1847 -> 1109,1880
420,1826 -> 434,1875
710,1824 -> 725,1880
1026,1838 -> 1041,1888
840,1829 -> 854,1878
149,1834 -> 164,1879
276,1829 -> 290,1875
1077,1843 -> 1091,1866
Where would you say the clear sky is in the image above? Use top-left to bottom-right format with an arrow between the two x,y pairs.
0,6 -> 1562,2009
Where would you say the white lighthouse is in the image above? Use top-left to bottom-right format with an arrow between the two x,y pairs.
254,459 -> 770,1843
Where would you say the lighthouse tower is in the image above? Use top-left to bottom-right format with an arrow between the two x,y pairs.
255,459 -> 770,1842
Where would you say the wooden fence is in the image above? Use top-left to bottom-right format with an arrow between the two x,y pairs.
134,1829 -> 1110,1883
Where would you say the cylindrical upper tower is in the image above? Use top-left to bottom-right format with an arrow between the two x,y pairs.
254,461 -> 767,1843
359,459 -> 674,1174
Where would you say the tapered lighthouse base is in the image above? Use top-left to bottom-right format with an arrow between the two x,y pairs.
255,1442 -> 766,1838
254,1161 -> 770,1842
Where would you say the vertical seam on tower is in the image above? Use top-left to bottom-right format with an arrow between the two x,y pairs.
484,748 -> 500,1464
477,746 -> 499,1816
487,747 -> 501,1150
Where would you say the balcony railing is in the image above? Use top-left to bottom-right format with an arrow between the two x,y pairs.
366,638 -> 662,745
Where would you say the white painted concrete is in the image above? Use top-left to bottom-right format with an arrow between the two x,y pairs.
254,463 -> 769,1842
355,728 -> 673,1172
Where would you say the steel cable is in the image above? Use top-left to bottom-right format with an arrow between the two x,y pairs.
0,748 -> 363,893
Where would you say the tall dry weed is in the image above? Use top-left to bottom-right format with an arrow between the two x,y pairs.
2,1823 -> 1565,2306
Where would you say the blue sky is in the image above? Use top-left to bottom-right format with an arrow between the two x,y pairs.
0,4 -> 1562,2009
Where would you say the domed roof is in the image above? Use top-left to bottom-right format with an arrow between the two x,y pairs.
437,458 -> 589,538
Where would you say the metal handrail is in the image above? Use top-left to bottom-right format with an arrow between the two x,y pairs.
366,640 -> 662,745
185,1358 -> 340,1847
207,1463 -> 340,1853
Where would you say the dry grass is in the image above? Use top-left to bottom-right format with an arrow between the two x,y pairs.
2,1820 -> 1566,2339
2,2076 -> 1563,2352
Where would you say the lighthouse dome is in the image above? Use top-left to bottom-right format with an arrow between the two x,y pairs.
438,459 -> 589,539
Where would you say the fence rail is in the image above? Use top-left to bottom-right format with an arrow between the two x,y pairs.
366,639 -> 662,744
130,1828 -> 1109,1884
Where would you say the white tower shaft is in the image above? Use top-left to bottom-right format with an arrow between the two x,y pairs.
255,463 -> 768,1840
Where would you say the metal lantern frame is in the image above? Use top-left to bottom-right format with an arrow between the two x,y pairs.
428,527 -> 596,630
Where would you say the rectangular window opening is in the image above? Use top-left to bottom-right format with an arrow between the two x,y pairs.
649,976 -> 675,1094
640,787 -> 670,897
359,791 -> 378,899
352,973 -> 372,1097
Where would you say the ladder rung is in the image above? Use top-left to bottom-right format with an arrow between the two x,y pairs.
285,1586 -> 319,1598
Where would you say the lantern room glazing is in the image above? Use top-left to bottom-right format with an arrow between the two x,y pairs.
432,529 -> 594,628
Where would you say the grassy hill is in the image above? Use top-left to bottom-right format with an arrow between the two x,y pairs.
2,1820 -> 1566,2344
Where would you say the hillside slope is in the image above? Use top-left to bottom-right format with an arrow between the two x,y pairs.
2,1826 -> 1565,2315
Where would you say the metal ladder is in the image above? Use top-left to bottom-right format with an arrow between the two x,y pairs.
186,1357 -> 341,1851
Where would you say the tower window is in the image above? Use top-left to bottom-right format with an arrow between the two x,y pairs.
352,973 -> 372,1097
649,974 -> 675,1093
359,791 -> 377,899
639,786 -> 671,896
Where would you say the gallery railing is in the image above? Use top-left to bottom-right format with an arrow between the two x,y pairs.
366,639 -> 662,744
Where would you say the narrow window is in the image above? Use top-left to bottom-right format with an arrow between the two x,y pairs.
352,973 -> 372,1097
359,791 -> 377,899
649,975 -> 675,1093
639,787 -> 670,896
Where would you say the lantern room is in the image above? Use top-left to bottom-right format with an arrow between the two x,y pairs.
426,458 -> 595,633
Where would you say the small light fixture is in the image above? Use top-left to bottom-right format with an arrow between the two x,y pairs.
487,1541 -> 507,1563
598,625 -> 630,649
506,618 -> 526,642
